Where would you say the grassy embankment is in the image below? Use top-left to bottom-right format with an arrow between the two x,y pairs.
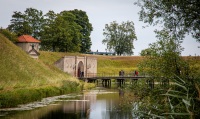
0,34 -> 90,108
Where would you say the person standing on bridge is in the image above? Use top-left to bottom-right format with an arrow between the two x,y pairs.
134,70 -> 139,76
119,70 -> 125,77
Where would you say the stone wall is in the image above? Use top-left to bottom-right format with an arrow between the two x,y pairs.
63,56 -> 76,76
86,57 -> 97,77
54,56 -> 97,77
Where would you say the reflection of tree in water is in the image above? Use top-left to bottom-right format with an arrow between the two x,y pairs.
109,90 -> 139,119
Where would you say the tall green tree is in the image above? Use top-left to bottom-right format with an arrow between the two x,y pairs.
139,29 -> 185,77
8,8 -> 44,39
68,9 -> 93,53
24,8 -> 44,39
7,11 -> 32,36
41,11 -> 82,52
137,29 -> 200,118
135,0 -> 200,42
40,10 -> 57,51
102,21 -> 137,56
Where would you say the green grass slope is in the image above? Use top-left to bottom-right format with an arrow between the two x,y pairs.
96,55 -> 143,74
0,34 -> 79,91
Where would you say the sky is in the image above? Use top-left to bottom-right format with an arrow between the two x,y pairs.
0,0 -> 199,56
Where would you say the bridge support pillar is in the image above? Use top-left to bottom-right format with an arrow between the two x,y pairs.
102,79 -> 111,87
116,78 -> 125,87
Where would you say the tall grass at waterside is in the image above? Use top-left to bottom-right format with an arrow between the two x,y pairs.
0,80 -> 82,108
124,76 -> 200,119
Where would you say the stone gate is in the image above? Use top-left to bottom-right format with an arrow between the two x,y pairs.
54,56 -> 97,77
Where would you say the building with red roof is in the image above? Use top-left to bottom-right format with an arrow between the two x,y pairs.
16,35 -> 40,59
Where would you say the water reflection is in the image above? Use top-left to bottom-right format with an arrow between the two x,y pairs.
0,88 -> 133,119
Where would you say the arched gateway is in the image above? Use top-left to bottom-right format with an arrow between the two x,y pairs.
54,56 -> 97,77
77,61 -> 84,77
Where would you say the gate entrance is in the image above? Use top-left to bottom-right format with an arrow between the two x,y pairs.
77,61 -> 84,77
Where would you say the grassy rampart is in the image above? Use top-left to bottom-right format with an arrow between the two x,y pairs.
0,34 -> 85,108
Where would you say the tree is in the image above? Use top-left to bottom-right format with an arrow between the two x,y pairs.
0,28 -> 18,43
135,0 -> 200,42
40,10 -> 57,51
137,29 -> 200,118
139,29 -> 185,77
7,11 -> 32,36
8,8 -> 44,39
68,9 -> 93,53
140,48 -> 152,56
24,8 -> 44,39
59,11 -> 82,52
7,8 -> 89,53
102,21 -> 137,56
40,11 -> 82,52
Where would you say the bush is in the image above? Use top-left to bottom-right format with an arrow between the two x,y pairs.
0,82 -> 82,108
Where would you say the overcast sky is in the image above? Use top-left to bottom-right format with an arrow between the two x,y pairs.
0,0 -> 199,56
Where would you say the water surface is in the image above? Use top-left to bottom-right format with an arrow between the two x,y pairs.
0,88 -> 133,119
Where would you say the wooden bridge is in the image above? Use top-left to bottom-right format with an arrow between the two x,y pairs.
78,73 -> 170,88
78,73 -> 151,87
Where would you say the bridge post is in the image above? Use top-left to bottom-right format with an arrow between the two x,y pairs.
146,78 -> 154,89
116,78 -> 125,87
102,79 -> 111,88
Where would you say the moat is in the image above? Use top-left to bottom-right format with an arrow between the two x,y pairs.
0,87 -> 135,119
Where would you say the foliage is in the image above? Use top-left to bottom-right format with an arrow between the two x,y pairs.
136,29 -> 200,118
68,9 -> 93,53
0,28 -> 18,43
161,77 -> 200,118
7,8 -> 92,53
138,29 -> 186,78
41,11 -> 82,52
140,48 -> 152,56
8,8 -> 44,39
0,82 -> 82,108
102,21 -> 137,56
40,10 -> 57,51
135,0 -> 200,42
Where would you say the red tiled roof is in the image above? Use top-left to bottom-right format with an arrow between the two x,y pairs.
18,35 -> 40,43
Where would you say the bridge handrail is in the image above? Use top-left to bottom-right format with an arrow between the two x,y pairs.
84,73 -> 146,78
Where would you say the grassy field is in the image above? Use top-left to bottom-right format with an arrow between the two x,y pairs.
96,55 -> 143,74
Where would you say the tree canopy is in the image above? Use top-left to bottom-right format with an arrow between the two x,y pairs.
139,29 -> 186,77
102,21 -> 137,56
7,8 -> 93,52
135,0 -> 200,42
8,8 -> 44,39
68,9 -> 93,53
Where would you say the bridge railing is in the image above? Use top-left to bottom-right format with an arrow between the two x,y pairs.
85,73 -> 140,78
